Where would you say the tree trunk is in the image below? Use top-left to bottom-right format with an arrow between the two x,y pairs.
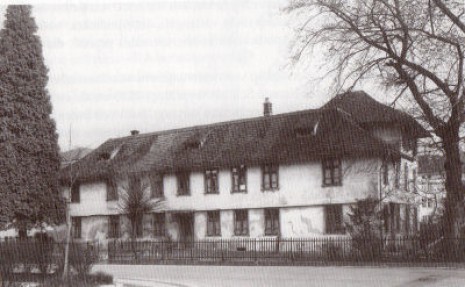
441,124 -> 464,257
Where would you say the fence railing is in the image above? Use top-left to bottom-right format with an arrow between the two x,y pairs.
1,237 -> 464,267
106,237 -> 465,264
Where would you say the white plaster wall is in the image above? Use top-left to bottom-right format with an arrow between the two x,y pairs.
372,127 -> 401,145
68,182 -> 119,217
80,215 -> 108,242
163,159 -> 380,212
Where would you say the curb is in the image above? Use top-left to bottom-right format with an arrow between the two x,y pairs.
115,278 -> 194,287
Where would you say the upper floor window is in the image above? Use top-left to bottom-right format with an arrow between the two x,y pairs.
262,164 -> 279,190
71,217 -> 81,239
322,158 -> 342,186
71,183 -> 80,203
264,208 -> 280,236
177,172 -> 190,196
234,209 -> 249,236
394,161 -> 400,189
205,169 -> 219,194
325,205 -> 345,234
106,178 -> 118,201
108,215 -> 120,239
232,165 -> 247,193
150,173 -> 164,198
207,211 -> 221,236
129,176 -> 141,194
153,213 -> 165,237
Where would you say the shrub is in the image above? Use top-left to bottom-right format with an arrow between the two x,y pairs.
346,198 -> 384,261
68,243 -> 97,277
87,271 -> 113,285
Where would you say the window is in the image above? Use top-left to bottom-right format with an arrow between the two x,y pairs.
153,213 -> 165,237
71,217 -> 81,239
205,169 -> 219,194
232,165 -> 247,193
129,176 -> 141,194
264,209 -> 280,236
108,215 -> 120,239
106,178 -> 118,201
150,174 -> 164,198
262,164 -> 279,190
390,203 -> 401,233
177,172 -> 190,195
234,210 -> 249,236
71,183 -> 80,203
382,161 -> 389,186
394,161 -> 400,188
412,168 -> 417,193
322,158 -> 342,186
403,163 -> 409,191
135,216 -> 143,238
325,205 -> 344,234
207,211 -> 221,236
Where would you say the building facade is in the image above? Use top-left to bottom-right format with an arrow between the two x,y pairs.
61,91 -> 428,242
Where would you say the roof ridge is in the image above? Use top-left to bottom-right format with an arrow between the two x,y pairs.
108,107 -> 325,142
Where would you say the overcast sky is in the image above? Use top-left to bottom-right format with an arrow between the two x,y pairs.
0,1 -> 385,151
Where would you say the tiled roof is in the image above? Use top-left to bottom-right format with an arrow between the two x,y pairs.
323,91 -> 429,138
60,91 -> 424,182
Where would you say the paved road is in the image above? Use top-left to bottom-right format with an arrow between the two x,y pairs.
93,264 -> 465,287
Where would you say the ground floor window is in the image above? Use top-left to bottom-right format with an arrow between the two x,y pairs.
108,215 -> 120,238
264,208 -> 280,236
325,205 -> 345,234
234,209 -> 249,236
71,217 -> 81,239
153,213 -> 165,237
207,211 -> 221,236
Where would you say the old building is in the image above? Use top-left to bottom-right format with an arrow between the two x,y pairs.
60,91 -> 428,242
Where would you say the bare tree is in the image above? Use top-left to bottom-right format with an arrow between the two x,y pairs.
286,0 -> 465,241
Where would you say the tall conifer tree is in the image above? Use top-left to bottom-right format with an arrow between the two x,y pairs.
0,5 -> 64,232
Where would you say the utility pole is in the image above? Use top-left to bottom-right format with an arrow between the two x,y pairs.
62,125 -> 72,281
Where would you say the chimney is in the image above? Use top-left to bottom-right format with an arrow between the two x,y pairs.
263,97 -> 272,117
130,130 -> 139,136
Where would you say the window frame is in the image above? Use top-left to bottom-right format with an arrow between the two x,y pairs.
176,172 -> 190,196
106,178 -> 118,201
262,164 -> 279,191
325,205 -> 345,235
108,215 -> 120,239
71,183 -> 80,203
150,173 -> 164,198
71,217 -> 82,239
322,158 -> 342,187
152,213 -> 165,237
234,209 -> 249,236
231,165 -> 247,193
264,208 -> 280,236
206,210 -> 221,237
205,169 -> 219,194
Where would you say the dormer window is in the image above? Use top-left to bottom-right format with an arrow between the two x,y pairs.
185,140 -> 201,149
98,152 -> 111,160
294,127 -> 313,137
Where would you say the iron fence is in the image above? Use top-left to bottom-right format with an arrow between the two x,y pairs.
1,237 -> 465,268
106,236 -> 465,264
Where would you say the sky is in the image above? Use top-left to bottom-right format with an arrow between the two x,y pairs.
0,1 -> 385,151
